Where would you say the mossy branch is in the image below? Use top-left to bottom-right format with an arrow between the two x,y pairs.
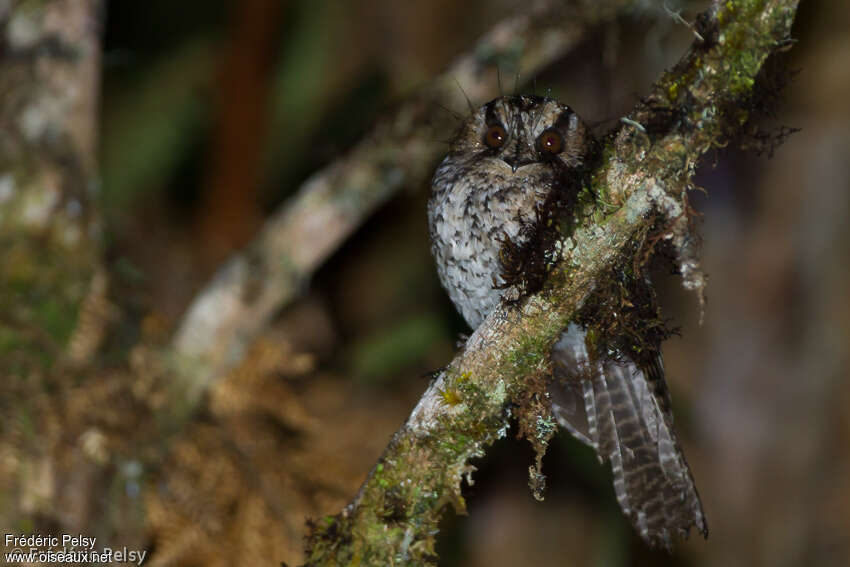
0,0 -> 102,373
303,1 -> 800,565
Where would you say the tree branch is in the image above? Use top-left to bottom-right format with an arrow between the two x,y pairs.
170,0 -> 638,395
0,0 -> 102,372
0,0 -> 107,532
303,1 -> 800,564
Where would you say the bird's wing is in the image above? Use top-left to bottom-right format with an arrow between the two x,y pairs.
549,324 -> 707,549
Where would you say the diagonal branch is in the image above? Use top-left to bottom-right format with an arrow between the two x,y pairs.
303,1 -> 800,564
170,0 -> 639,394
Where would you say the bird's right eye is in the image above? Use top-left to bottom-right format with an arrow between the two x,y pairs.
483,124 -> 507,149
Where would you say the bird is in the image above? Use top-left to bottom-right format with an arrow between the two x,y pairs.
427,94 -> 707,549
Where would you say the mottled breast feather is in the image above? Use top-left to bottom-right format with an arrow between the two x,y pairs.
428,95 -> 588,328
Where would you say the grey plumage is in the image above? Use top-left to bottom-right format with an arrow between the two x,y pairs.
428,95 -> 706,549
551,324 -> 706,549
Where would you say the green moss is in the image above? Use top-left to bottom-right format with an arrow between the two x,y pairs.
575,236 -> 676,374
435,378 -> 464,409
0,234 -> 92,371
314,410 -> 496,564
437,431 -> 476,456
502,333 -> 544,374
304,515 -> 355,565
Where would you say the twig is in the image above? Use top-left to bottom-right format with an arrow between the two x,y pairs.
664,1 -> 705,42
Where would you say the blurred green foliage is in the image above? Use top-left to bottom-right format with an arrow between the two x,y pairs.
100,39 -> 214,213
349,311 -> 450,383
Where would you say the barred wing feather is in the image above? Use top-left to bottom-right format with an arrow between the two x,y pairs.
549,324 -> 707,549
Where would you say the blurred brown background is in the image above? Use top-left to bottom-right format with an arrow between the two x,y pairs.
2,0 -> 847,566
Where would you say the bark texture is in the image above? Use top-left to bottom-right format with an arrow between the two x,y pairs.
0,0 -> 108,531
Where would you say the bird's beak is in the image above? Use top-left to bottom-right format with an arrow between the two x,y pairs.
501,140 -> 536,173
501,156 -> 536,173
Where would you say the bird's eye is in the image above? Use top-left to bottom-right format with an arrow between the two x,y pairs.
483,125 -> 507,149
537,128 -> 564,155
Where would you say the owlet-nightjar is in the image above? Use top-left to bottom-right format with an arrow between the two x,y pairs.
427,95 -> 707,549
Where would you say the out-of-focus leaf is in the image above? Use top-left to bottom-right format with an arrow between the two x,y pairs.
349,311 -> 449,383
264,0 -> 345,190
100,39 -> 215,213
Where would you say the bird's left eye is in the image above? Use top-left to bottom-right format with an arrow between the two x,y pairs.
537,128 -> 564,155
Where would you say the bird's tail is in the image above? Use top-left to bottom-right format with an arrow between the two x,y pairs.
549,324 -> 707,550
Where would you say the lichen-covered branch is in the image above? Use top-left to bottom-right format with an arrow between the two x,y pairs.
0,0 -> 106,530
171,0 -> 638,392
0,1 -> 102,372
303,1 -> 800,564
